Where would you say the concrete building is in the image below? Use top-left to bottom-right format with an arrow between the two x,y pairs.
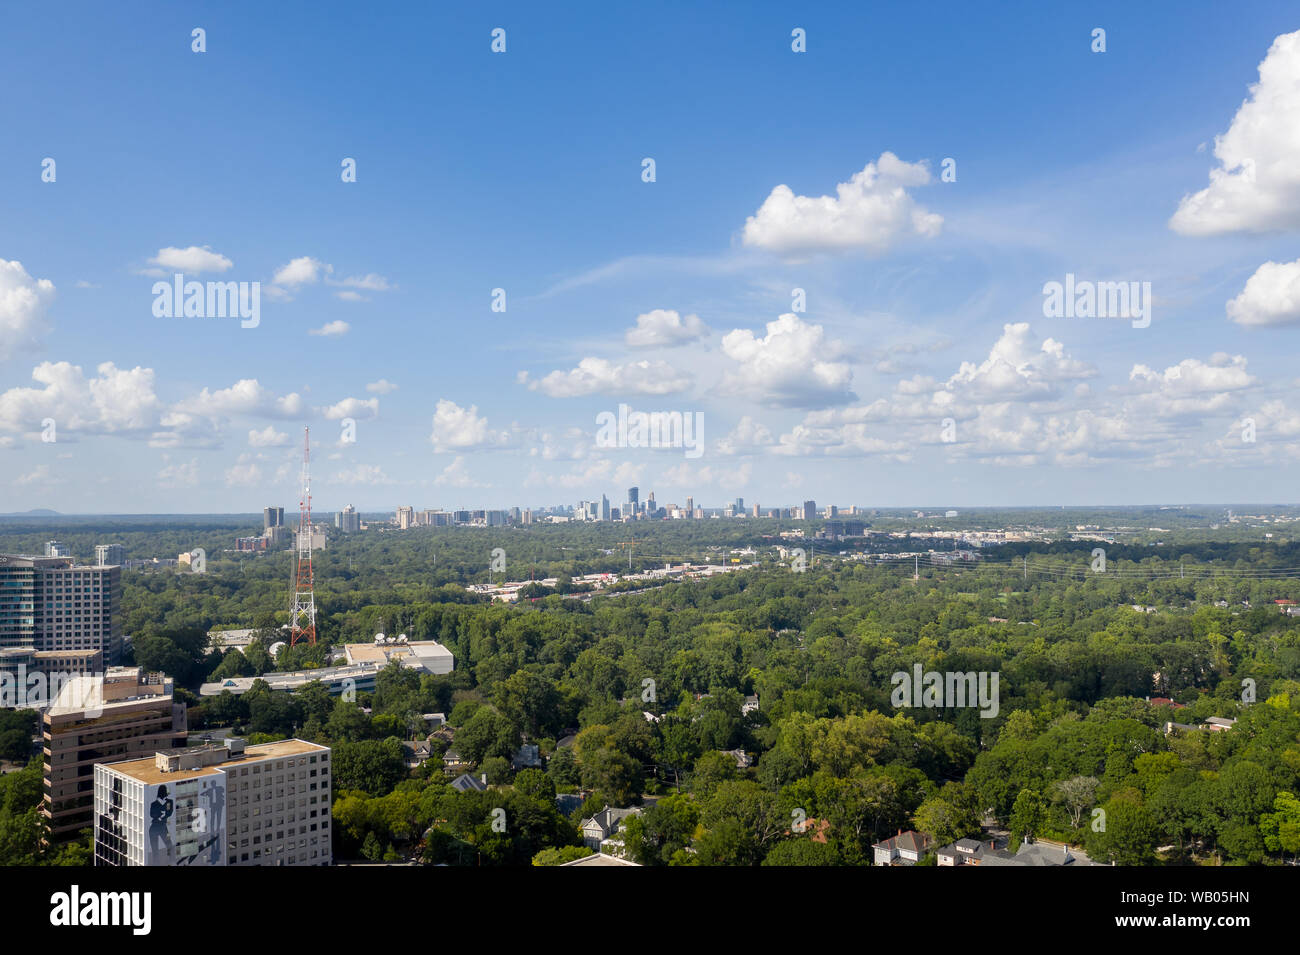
396,506 -> 414,529
94,544 -> 124,567
295,527 -> 326,552
44,541 -> 70,558
335,505 -> 361,533
43,668 -> 186,841
93,738 -> 331,867
200,662 -> 378,698
0,554 -> 123,667
802,500 -> 817,521
263,506 -> 285,530
342,639 -> 455,674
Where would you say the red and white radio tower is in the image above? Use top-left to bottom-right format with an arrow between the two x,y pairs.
289,426 -> 317,646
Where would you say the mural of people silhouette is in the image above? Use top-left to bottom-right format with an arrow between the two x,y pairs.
148,784 -> 174,862
206,783 -> 225,865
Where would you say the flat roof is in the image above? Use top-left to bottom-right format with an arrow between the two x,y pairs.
102,739 -> 328,784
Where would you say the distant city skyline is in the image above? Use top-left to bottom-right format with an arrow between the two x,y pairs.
5,5 -> 1300,510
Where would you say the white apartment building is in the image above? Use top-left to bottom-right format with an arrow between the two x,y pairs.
93,738 -> 331,867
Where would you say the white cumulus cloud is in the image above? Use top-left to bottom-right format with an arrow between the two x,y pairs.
742,152 -> 943,256
625,309 -> 710,347
0,259 -> 55,360
718,313 -> 854,408
524,358 -> 693,398
1170,31 -> 1300,235
146,246 -> 233,274
1226,259 -> 1300,326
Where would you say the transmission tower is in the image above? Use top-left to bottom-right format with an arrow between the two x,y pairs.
289,426 -> 317,646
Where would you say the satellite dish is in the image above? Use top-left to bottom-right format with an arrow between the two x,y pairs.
374,633 -> 385,644
269,641 -> 287,656
397,633 -> 408,643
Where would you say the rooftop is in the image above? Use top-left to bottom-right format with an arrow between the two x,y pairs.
101,738 -> 326,785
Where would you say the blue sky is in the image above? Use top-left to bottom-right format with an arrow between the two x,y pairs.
3,1 -> 1300,513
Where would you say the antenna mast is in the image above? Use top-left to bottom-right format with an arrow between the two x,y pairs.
289,427 -> 317,646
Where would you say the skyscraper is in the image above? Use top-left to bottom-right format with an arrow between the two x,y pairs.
94,544 -> 124,566
335,505 -> 361,533
0,555 -> 123,666
627,487 -> 639,517
600,495 -> 611,521
263,506 -> 284,530
802,500 -> 817,521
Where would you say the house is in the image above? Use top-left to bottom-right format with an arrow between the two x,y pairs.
561,852 -> 641,866
981,839 -> 1098,867
784,817 -> 830,844
443,749 -> 471,772
741,694 -> 760,717
1147,696 -> 1187,710
579,806 -> 640,850
401,738 -> 435,769
937,837 -> 1098,867
511,743 -> 543,770
872,829 -> 932,866
1165,716 -> 1238,735
449,773 -> 488,792
937,837 -> 999,866
721,748 -> 754,769
423,712 -> 447,728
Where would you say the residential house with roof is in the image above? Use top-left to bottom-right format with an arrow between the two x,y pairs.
872,829 -> 932,866
449,773 -> 488,793
579,806 -> 641,851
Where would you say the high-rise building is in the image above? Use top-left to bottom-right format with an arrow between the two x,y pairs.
295,527 -> 327,552
263,507 -> 285,530
44,541 -> 70,558
824,505 -> 838,519
0,555 -> 122,666
736,498 -> 744,513
600,495 -> 611,521
43,668 -> 186,841
685,496 -> 693,517
752,503 -> 761,518
335,505 -> 361,533
396,506 -> 415,530
94,544 -> 124,567
93,738 -> 331,867
802,501 -> 817,521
